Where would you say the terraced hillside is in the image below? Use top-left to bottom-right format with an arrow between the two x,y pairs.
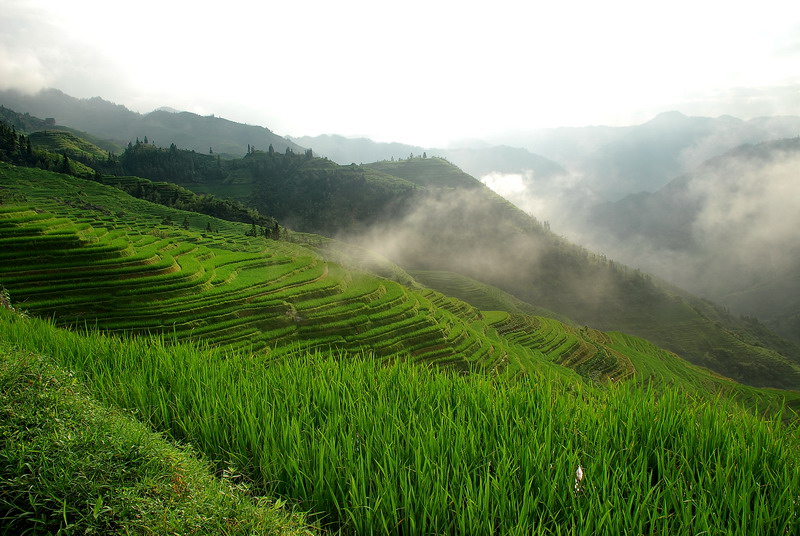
0,166 -> 558,375
0,163 -> 670,385
3,162 -> 800,412
28,130 -> 109,160
0,204 -> 510,373
487,312 -> 635,381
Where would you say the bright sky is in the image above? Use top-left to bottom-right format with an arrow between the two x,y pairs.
2,0 -> 799,146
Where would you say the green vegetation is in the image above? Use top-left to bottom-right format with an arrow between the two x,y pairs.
1,309 -> 798,534
1,152 -> 800,534
28,130 -> 110,160
2,162 -> 799,401
366,156 -> 484,189
97,173 -> 278,230
0,342 -> 312,535
0,121 -> 97,179
118,139 -> 226,184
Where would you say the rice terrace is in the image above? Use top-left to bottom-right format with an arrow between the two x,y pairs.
1,83 -> 800,533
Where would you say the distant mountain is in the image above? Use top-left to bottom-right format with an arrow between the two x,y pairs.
290,134 -> 567,183
289,134 -> 424,165
585,137 -> 800,344
493,111 -> 800,201
0,88 -> 303,156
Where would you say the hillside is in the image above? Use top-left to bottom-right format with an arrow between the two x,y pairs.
355,158 -> 800,389
586,138 -> 800,344
0,88 -> 303,156
0,105 -> 124,154
2,103 -> 799,389
72,134 -> 800,389
28,130 -> 110,160
0,162 -> 628,381
5,162 -> 799,404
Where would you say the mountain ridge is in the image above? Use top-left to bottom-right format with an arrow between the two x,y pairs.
0,88 -> 303,156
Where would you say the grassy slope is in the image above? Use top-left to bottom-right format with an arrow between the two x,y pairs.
0,341 -> 312,535
28,130 -> 110,160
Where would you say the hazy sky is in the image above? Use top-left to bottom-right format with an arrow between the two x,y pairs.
2,0 -> 799,146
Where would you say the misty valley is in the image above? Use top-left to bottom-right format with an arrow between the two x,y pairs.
0,89 -> 799,535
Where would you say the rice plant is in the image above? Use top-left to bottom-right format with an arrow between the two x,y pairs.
2,310 -> 797,535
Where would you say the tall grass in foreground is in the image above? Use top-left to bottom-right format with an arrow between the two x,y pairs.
0,345 -> 312,535
1,309 -> 798,535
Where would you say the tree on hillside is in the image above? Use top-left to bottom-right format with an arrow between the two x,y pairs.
246,221 -> 258,237
59,154 -> 71,174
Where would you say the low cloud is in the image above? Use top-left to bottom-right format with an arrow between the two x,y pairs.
340,186 -> 629,322
478,169 -> 602,239
341,188 -> 556,299
576,143 -> 800,322
688,148 -> 800,279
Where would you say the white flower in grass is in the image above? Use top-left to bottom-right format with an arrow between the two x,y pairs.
574,464 -> 584,492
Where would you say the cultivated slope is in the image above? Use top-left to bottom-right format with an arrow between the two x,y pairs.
2,162 -> 798,411
0,163 -> 594,379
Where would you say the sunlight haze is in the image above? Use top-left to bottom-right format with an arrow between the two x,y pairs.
2,0 -> 799,146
